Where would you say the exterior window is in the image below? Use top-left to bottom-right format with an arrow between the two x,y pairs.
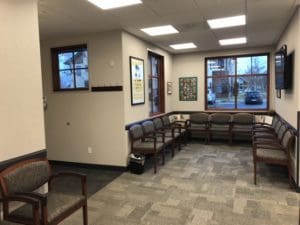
205,53 -> 269,110
51,45 -> 89,91
148,52 -> 165,115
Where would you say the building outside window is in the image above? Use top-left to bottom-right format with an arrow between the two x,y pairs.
51,44 -> 89,91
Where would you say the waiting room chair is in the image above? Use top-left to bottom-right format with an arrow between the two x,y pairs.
152,118 -> 177,156
0,158 -> 88,225
253,129 -> 294,187
129,123 -> 165,173
231,113 -> 254,143
186,113 -> 209,144
208,113 -> 232,144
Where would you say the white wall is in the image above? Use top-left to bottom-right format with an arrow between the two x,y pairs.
0,0 -> 45,161
41,31 -> 127,166
275,9 -> 300,127
172,47 -> 275,111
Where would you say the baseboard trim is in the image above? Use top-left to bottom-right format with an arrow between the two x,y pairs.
49,160 -> 127,171
0,149 -> 47,171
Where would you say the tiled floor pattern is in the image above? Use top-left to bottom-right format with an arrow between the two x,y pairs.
61,143 -> 299,225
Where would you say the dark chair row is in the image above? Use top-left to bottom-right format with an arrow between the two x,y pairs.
129,116 -> 186,173
252,116 -> 295,188
186,112 -> 254,144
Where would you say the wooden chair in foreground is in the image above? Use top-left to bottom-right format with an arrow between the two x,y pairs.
0,158 -> 88,225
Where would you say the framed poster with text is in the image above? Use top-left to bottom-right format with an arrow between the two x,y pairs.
130,56 -> 145,105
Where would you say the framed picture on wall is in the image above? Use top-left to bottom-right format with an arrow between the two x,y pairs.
179,77 -> 197,101
130,56 -> 145,105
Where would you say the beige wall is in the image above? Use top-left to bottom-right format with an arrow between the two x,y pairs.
41,31 -> 127,166
275,8 -> 300,184
275,9 -> 299,127
122,32 -> 173,124
0,0 -> 45,161
172,47 -> 275,111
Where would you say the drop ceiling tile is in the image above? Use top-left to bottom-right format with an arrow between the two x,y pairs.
212,26 -> 246,39
194,0 -> 245,19
143,0 -> 199,15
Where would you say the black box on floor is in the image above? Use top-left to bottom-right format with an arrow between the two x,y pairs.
129,154 -> 145,174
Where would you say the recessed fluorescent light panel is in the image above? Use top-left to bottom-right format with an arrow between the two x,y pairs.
87,0 -> 142,10
170,43 -> 197,50
141,25 -> 179,36
219,37 -> 247,46
207,15 -> 246,29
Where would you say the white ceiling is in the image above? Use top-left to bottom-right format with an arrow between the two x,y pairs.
38,0 -> 298,54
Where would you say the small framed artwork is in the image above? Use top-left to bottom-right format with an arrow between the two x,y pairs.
167,82 -> 172,95
179,77 -> 197,101
130,56 -> 145,105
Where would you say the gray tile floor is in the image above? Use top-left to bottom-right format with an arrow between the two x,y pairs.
58,143 -> 299,225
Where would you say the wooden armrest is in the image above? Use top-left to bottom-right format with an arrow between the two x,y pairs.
16,192 -> 47,205
3,194 -> 39,206
4,194 -> 40,224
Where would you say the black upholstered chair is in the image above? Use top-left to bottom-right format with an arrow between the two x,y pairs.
161,116 -> 184,146
253,129 -> 294,187
129,123 -> 165,173
253,120 -> 283,140
208,113 -> 232,144
231,113 -> 254,143
186,113 -> 209,144
0,158 -> 88,225
152,118 -> 177,156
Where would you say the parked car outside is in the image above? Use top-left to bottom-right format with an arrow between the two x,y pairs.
207,89 -> 216,104
244,91 -> 263,104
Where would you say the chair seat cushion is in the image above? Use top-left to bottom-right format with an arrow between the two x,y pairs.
133,141 -> 164,152
232,125 -> 252,133
155,136 -> 173,144
10,192 -> 85,223
164,131 -> 180,138
256,148 -> 287,161
210,124 -> 230,131
189,124 -> 207,130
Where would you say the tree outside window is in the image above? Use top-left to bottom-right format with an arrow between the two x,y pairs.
206,54 -> 269,110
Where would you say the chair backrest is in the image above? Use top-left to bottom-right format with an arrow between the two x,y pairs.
281,129 -> 295,149
0,158 -> 50,196
210,113 -> 232,124
190,113 -> 209,124
277,124 -> 288,141
271,116 -> 279,127
129,124 -> 144,140
153,118 -> 163,130
232,113 -> 254,125
142,121 -> 155,135
162,116 -> 171,126
274,120 -> 283,133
